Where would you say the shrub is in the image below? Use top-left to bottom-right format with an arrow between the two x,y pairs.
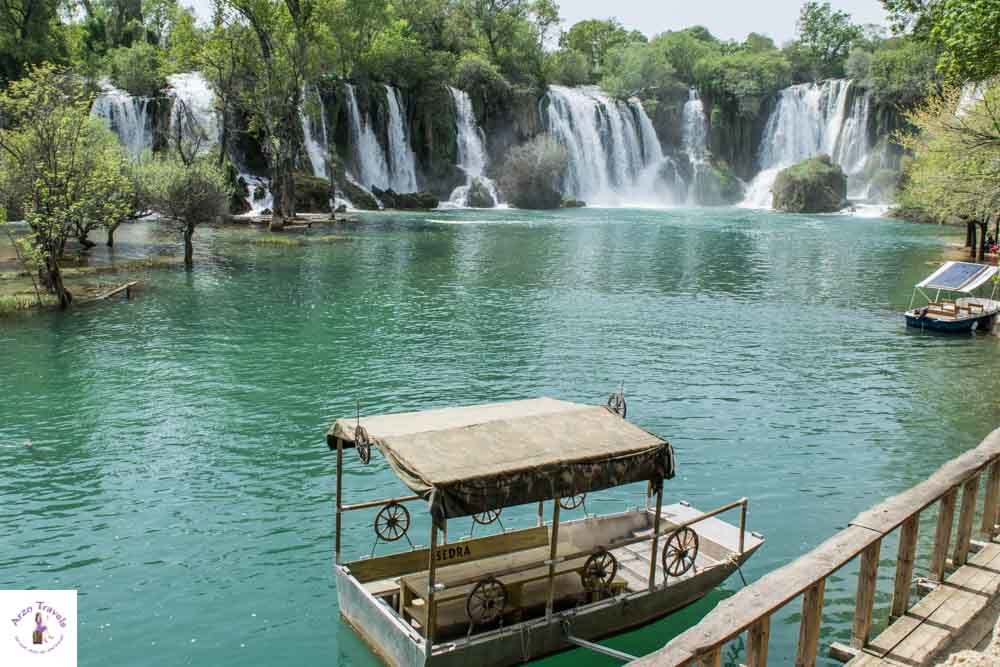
106,42 -> 166,97
498,135 -> 568,209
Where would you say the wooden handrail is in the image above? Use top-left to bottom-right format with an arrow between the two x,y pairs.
629,426 -> 1000,667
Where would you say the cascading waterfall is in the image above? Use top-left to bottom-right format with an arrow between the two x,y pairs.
300,85 -> 329,179
544,86 -> 679,206
91,79 -> 154,158
681,88 -> 710,203
167,72 -> 220,154
344,83 -> 390,193
383,85 -> 418,193
448,87 -> 499,207
741,79 -> 873,208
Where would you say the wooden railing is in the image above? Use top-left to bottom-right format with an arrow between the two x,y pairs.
631,427 -> 1000,667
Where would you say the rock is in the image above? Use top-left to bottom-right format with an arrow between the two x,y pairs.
561,198 -> 586,208
335,204 -> 347,214
690,162 -> 744,206
372,186 -> 439,210
772,155 -> 847,213
466,179 -> 496,208
340,180 -> 380,210
293,173 -> 332,213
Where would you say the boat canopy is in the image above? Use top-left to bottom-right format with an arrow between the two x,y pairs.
917,261 -> 998,293
327,397 -> 675,521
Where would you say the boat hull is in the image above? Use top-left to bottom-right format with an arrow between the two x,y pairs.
905,311 -> 995,333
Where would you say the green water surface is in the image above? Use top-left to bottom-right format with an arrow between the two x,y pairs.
2,207 -> 998,666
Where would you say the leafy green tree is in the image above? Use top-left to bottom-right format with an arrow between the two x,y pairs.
0,65 -> 134,308
545,49 -> 590,85
137,155 -> 228,267
0,0 -> 67,83
106,41 -> 165,96
600,43 -> 680,99
650,28 -> 720,84
559,18 -> 646,81
694,50 -> 792,116
889,0 -> 1000,82
847,37 -> 940,106
795,1 -> 862,78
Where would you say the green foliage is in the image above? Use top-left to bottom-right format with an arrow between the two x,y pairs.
795,1 -> 863,78
0,0 -> 67,83
138,154 -> 228,226
454,52 -> 511,103
694,49 -> 792,117
847,37 -> 939,106
600,43 -> 680,100
498,134 -> 568,209
545,49 -> 590,86
650,28 -> 720,84
162,7 -> 206,74
559,18 -> 646,81
772,154 -> 847,212
106,42 -> 166,96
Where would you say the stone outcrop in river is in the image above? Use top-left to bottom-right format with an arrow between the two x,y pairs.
771,155 -> 847,213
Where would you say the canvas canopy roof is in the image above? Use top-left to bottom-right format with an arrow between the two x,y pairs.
917,261 -> 998,293
327,397 -> 674,521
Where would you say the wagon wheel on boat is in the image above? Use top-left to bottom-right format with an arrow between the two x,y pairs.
559,493 -> 586,510
466,576 -> 507,625
355,425 -> 372,464
607,391 -> 627,418
662,527 -> 699,578
374,502 -> 410,542
581,548 -> 618,593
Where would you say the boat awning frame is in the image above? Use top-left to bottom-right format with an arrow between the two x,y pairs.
917,261 -> 999,293
327,397 -> 675,521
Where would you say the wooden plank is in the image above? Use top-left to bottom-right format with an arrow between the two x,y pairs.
889,515 -> 919,622
796,579 -> 826,667
745,616 -> 770,667
930,488 -> 958,582
698,647 -> 720,667
852,539 -> 881,649
346,524 -> 549,582
630,526 -> 879,667
953,474 -> 980,567
982,460 -> 1000,539
90,280 -> 138,301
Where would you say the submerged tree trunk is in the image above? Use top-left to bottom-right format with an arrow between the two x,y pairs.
106,223 -> 119,247
45,255 -> 72,309
183,224 -> 194,269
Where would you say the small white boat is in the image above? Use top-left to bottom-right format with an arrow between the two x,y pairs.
905,261 -> 1000,333
325,397 -> 763,666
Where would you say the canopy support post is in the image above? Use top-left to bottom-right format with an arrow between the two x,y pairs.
546,499 -> 562,621
537,501 -> 544,527
648,478 -> 664,591
426,521 -> 440,648
335,437 -> 343,564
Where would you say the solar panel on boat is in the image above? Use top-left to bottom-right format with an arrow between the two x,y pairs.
927,262 -> 990,290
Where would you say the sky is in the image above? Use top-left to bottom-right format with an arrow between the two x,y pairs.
556,0 -> 890,44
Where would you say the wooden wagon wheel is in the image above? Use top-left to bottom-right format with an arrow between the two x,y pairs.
581,548 -> 618,592
559,493 -> 586,510
355,425 -> 371,464
607,391 -> 627,418
373,502 -> 410,542
472,507 -> 502,525
662,527 -> 699,577
466,577 -> 507,625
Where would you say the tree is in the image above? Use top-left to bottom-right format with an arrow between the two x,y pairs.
0,65 -> 134,308
847,37 -> 940,106
138,155 -> 228,267
600,43 -> 679,99
795,1 -> 862,78
559,18 -> 646,81
651,28 -> 720,84
0,0 -> 67,83
694,49 -> 792,116
896,82 -> 1000,224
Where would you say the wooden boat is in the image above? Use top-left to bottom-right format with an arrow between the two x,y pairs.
326,397 -> 763,666
905,261 -> 1000,333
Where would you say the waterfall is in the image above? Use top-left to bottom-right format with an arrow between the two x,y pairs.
681,88 -> 710,203
167,72 -> 219,154
344,83 -> 390,191
447,87 -> 499,207
383,85 -> 418,192
300,85 -> 329,179
544,86 -> 678,206
91,79 -> 154,158
742,79 -> 873,208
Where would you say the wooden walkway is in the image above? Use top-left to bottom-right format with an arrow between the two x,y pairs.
848,542 -> 1000,666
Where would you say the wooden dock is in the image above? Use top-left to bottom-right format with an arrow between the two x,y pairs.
630,427 -> 1000,667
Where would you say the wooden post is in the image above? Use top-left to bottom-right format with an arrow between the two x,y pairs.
546,499 -> 562,621
852,539 -> 881,649
981,460 -> 1000,540
426,521 -> 440,644
738,498 -> 748,555
648,479 -> 664,591
796,579 -> 825,667
335,437 -> 343,564
930,488 -> 958,581
698,647 -> 721,667
890,514 -> 919,622
746,616 -> 770,667
953,474 -> 980,567
537,500 -> 544,527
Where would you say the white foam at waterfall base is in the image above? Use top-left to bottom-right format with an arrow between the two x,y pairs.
544,86 -> 680,207
240,174 -> 273,215
91,79 -> 154,158
447,87 -> 499,207
167,72 -> 220,154
741,79 -> 874,209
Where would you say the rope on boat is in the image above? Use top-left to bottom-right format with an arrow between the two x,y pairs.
727,552 -> 748,587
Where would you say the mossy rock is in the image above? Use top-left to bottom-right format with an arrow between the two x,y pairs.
372,187 -> 439,210
340,180 -> 380,210
772,155 -> 847,213
561,198 -> 586,208
294,173 -> 332,213
467,179 -> 496,208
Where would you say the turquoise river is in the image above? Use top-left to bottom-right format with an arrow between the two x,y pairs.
3,207 -> 999,666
